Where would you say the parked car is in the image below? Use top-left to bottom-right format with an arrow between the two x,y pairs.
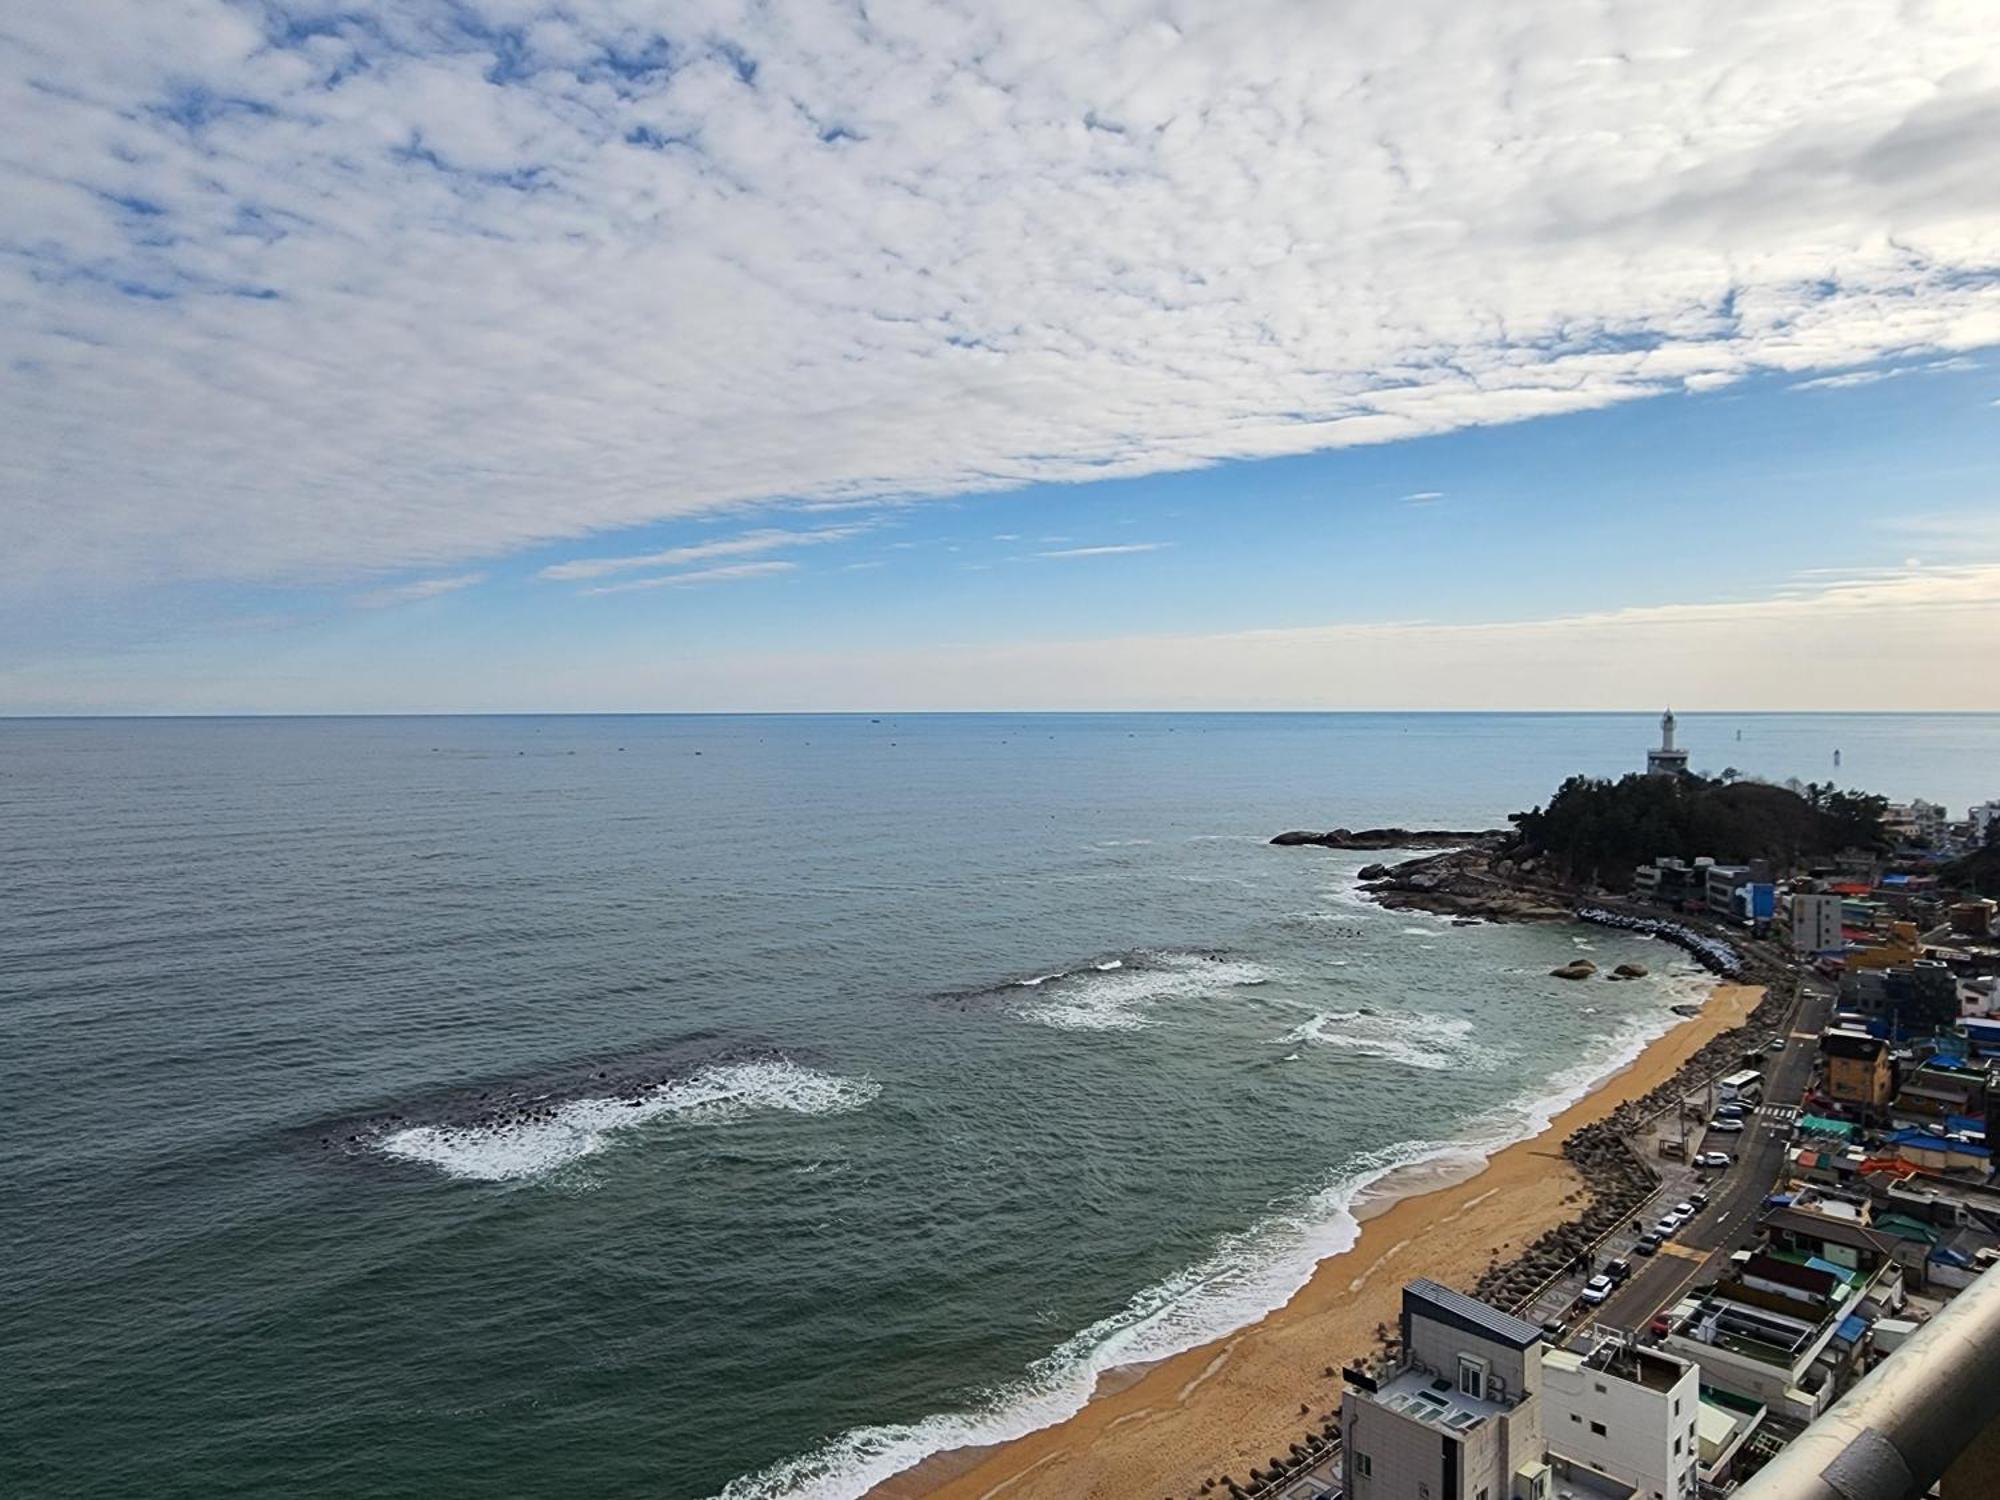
1714,1103 -> 1746,1119
1580,1274 -> 1614,1305
1674,1201 -> 1696,1218
1709,1118 -> 1746,1134
1696,1150 -> 1733,1168
1652,1217 -> 1680,1238
1689,1191 -> 1710,1210
1604,1257 -> 1633,1284
1648,1314 -> 1673,1337
1634,1234 -> 1663,1256
1768,1037 -> 1788,1052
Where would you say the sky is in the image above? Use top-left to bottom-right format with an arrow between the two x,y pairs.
4,0 -> 2000,712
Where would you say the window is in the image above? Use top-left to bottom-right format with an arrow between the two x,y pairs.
1458,1355 -> 1487,1399
1674,1437 -> 1683,1455
1673,1398 -> 1682,1415
1352,1452 -> 1371,1477
1570,1413 -> 1581,1423
1590,1421 -> 1607,1436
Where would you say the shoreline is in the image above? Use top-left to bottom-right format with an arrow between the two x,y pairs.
878,980 -> 1765,1500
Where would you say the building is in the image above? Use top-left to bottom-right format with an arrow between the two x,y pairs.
1819,1028 -> 1895,1113
1657,1246 -> 1899,1423
1883,800 -> 1947,846
1704,865 -> 1750,917
1842,961 -> 1960,1037
1790,893 -> 1844,956
1342,1281 -> 1636,1500
1541,1337 -> 1701,1500
1646,710 -> 1689,779
1971,801 -> 2000,845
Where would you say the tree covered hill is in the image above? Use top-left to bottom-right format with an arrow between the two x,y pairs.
1507,773 -> 1887,888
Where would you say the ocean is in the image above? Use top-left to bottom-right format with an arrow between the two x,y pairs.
3,713 -> 1994,1498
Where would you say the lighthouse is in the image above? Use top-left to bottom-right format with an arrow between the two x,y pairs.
1647,709 -> 1690,778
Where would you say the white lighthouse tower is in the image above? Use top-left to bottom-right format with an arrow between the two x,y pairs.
1647,709 -> 1690,778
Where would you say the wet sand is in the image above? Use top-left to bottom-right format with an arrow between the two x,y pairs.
885,982 -> 1764,1500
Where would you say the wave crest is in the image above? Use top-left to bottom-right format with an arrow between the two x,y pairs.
379,1060 -> 880,1182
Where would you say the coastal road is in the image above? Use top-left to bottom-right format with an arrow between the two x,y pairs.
1593,978 -> 1834,1335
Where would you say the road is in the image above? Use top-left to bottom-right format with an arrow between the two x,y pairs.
1591,977 -> 1833,1335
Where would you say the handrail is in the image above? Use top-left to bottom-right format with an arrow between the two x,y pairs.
1730,1264 -> 2000,1500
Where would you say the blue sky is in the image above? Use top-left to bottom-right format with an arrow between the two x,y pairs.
5,1 -> 2000,711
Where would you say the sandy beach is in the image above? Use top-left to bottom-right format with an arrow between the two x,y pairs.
886,981 -> 1765,1500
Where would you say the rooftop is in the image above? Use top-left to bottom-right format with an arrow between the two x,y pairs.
1369,1363 -> 1515,1435
1405,1277 -> 1544,1350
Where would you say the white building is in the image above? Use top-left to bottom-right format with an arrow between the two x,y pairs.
1971,802 -> 2000,845
1646,710 -> 1689,779
1542,1338 -> 1701,1500
1344,1281 -> 1636,1500
1790,892 -> 1843,956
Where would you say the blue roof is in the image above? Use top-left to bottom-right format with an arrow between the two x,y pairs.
1835,1315 -> 1868,1344
1889,1129 -> 1992,1158
1946,1115 -> 1988,1137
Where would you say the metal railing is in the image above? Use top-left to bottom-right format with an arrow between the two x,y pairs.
1730,1264 -> 2000,1500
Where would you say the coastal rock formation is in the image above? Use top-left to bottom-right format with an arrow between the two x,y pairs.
1550,959 -> 1596,980
1349,847 -> 1573,922
1270,827 -> 1506,850
1610,962 -> 1648,980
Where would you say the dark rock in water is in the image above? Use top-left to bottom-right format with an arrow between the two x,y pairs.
1357,862 -> 1390,880
1271,826 -> 1506,850
1610,962 -> 1649,980
1551,959 -> 1597,980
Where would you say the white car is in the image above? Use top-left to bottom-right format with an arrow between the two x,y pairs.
1580,1274 -> 1614,1305
1709,1118 -> 1746,1134
1652,1217 -> 1680,1238
1696,1151 -> 1733,1168
1674,1201 -> 1696,1219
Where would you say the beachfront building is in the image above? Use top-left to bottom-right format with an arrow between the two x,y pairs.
1342,1281 -> 1635,1500
1541,1337 -> 1700,1500
1790,892 -> 1844,957
1645,710 -> 1689,779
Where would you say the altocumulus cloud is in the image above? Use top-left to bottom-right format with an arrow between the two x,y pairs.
5,0 -> 2000,589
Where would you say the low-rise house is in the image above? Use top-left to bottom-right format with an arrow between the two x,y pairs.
1819,1028 -> 1894,1114
1542,1336 -> 1701,1500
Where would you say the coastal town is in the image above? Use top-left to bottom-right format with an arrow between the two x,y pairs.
1239,716 -> 2000,1500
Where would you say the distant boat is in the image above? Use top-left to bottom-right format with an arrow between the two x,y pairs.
1834,749 -> 1842,767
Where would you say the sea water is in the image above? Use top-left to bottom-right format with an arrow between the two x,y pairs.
3,713 -> 1994,1498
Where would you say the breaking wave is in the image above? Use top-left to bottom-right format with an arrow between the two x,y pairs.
1276,1008 -> 1495,1071
711,982 -> 1711,1500
1009,950 -> 1269,1031
379,1060 -> 880,1182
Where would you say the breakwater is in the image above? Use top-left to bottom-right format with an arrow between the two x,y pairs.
1576,906 -> 1745,978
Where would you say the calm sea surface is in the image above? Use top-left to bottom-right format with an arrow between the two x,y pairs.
4,714 -> 1995,1498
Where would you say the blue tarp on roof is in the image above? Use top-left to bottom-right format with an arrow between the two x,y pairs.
1807,1256 -> 1856,1285
1946,1115 -> 1988,1138
1834,1314 -> 1868,1345
1932,1246 -> 1973,1267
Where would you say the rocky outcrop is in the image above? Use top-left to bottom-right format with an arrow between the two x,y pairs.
1551,959 -> 1597,980
1270,827 -> 1506,850
1610,962 -> 1648,980
1353,847 -> 1573,921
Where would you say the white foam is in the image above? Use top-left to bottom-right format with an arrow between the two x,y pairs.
709,1133 -> 1479,1500
1276,1009 -> 1493,1072
712,975 -> 1714,1500
1019,952 -> 1267,1031
380,1060 -> 880,1182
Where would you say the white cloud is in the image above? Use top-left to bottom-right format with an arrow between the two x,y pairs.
581,560 -> 797,594
1791,356 -> 1979,391
350,572 -> 486,607
540,525 -> 868,581
5,1 -> 2000,591
1402,491 -> 1444,504
1036,543 -> 1169,558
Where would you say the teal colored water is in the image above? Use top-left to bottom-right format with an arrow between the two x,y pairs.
3,713 -> 1994,1498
